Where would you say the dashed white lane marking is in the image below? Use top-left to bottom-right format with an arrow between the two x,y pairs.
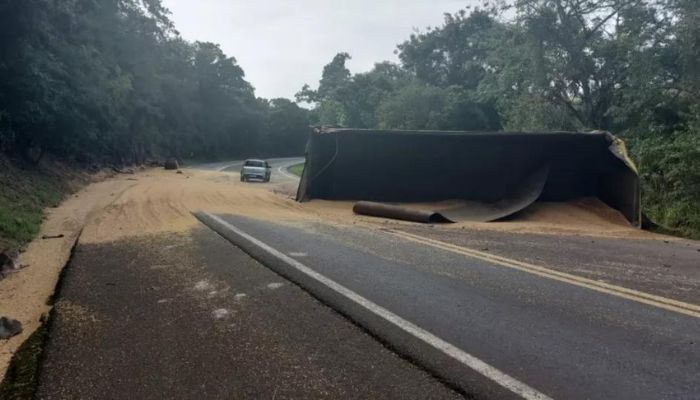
288,252 -> 307,257
202,213 -> 552,400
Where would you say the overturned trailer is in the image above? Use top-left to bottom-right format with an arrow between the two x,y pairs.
296,128 -> 641,227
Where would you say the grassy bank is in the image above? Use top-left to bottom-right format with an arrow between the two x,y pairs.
288,163 -> 305,177
0,158 -> 86,250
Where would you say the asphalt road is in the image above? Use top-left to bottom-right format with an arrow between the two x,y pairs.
31,157 -> 700,400
197,214 -> 700,400
194,157 -> 304,184
36,228 -> 461,400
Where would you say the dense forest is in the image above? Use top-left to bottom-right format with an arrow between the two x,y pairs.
0,0 -> 698,236
298,0 -> 700,237
0,0 -> 310,163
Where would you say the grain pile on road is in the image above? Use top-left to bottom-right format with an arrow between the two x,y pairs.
305,198 -> 653,239
80,170 -> 310,244
44,168 -> 654,248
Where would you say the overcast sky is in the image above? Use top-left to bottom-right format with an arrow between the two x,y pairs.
162,0 -> 475,100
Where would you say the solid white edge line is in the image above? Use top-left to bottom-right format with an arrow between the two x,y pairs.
215,161 -> 244,172
276,164 -> 300,180
203,212 -> 553,400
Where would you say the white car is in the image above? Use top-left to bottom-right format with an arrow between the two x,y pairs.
240,159 -> 271,182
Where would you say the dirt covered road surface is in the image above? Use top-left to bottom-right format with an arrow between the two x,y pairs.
2,158 -> 698,399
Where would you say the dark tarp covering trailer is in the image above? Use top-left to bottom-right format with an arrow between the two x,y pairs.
296,128 -> 641,227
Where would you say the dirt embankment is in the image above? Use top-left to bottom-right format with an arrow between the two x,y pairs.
0,165 -> 664,380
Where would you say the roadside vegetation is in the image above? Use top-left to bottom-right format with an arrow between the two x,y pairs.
288,163 -> 305,177
0,1 -> 310,165
297,0 -> 700,238
0,158 -> 78,250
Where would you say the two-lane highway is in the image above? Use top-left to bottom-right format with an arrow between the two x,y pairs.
197,213 -> 700,400
31,156 -> 699,399
194,157 -> 303,184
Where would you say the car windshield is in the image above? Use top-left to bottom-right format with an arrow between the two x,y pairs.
244,160 -> 265,168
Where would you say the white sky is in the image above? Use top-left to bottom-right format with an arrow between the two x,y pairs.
162,0 -> 475,100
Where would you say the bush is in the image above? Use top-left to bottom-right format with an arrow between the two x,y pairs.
633,130 -> 700,238
0,158 -> 67,249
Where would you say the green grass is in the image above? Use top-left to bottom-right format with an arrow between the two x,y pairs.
288,163 -> 305,177
0,159 -> 68,250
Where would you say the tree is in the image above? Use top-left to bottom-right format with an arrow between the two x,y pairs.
0,0 -> 284,163
396,9 -> 503,130
298,55 -> 409,128
296,52 -> 352,104
264,98 -> 310,155
398,10 -> 500,89
377,83 -> 448,130
331,62 -> 411,128
505,0 -> 671,130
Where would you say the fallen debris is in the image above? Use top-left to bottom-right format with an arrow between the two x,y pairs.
41,234 -> 65,240
111,166 -> 135,174
0,249 -> 21,278
0,317 -> 23,339
164,158 -> 179,170
353,201 -> 451,224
